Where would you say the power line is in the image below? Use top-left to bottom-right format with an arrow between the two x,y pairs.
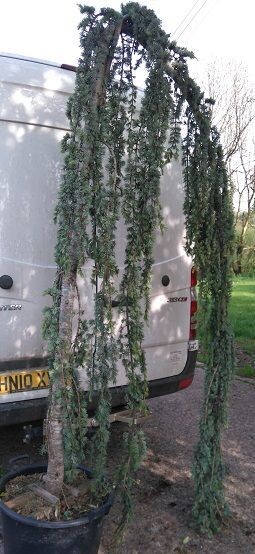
172,0 -> 203,38
180,0 -> 221,42
175,0 -> 210,41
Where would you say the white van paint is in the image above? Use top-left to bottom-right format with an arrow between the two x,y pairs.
0,55 -> 197,425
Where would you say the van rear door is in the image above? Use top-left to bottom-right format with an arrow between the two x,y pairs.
0,55 -> 197,421
0,56 -> 74,405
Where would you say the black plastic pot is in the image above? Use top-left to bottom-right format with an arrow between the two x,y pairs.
0,464 -> 112,554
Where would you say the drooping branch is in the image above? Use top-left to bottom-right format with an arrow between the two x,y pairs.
44,10 -> 125,495
118,3 -> 234,535
43,3 -> 235,538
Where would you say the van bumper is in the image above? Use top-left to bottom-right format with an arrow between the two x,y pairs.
0,351 -> 197,427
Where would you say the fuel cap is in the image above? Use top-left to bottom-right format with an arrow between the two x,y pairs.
0,275 -> 14,290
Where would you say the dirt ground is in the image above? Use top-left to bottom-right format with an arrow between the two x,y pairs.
0,367 -> 255,553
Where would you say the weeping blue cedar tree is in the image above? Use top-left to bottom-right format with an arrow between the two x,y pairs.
42,2 -> 235,537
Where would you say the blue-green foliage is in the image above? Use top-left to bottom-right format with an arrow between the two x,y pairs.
184,122 -> 235,533
43,1 -> 234,536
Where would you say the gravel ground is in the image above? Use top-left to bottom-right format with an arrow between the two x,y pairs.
0,366 -> 255,553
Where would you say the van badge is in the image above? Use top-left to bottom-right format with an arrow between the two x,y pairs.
0,305 -> 22,311
168,297 -> 187,303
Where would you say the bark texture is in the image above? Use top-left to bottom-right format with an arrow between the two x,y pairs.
44,273 -> 76,495
44,18 -> 124,496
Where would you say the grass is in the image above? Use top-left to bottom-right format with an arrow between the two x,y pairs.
229,276 -> 255,378
229,276 -> 255,344
236,337 -> 255,355
237,364 -> 255,378
197,276 -> 255,378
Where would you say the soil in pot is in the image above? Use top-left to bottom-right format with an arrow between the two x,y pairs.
2,469 -> 96,521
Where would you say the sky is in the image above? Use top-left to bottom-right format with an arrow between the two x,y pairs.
0,0 -> 255,88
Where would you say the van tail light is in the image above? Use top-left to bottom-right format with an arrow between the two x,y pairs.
191,266 -> 197,287
190,267 -> 197,340
178,375 -> 194,390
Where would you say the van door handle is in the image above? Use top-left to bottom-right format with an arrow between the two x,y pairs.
111,299 -> 121,307
161,275 -> 170,287
111,297 -> 130,308
0,275 -> 13,289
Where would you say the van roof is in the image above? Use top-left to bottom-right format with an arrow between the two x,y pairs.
0,53 -> 76,94
0,53 -> 76,72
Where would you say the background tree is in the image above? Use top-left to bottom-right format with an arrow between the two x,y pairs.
205,60 -> 255,274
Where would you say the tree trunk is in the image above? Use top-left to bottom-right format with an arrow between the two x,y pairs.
43,386 -> 65,495
44,17 -> 124,497
234,215 -> 249,274
44,273 -> 76,495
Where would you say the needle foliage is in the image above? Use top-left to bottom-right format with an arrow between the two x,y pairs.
43,2 -> 234,536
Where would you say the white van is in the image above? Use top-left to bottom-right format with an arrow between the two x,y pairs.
0,55 -> 198,426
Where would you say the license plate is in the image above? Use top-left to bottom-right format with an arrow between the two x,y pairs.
0,369 -> 49,395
